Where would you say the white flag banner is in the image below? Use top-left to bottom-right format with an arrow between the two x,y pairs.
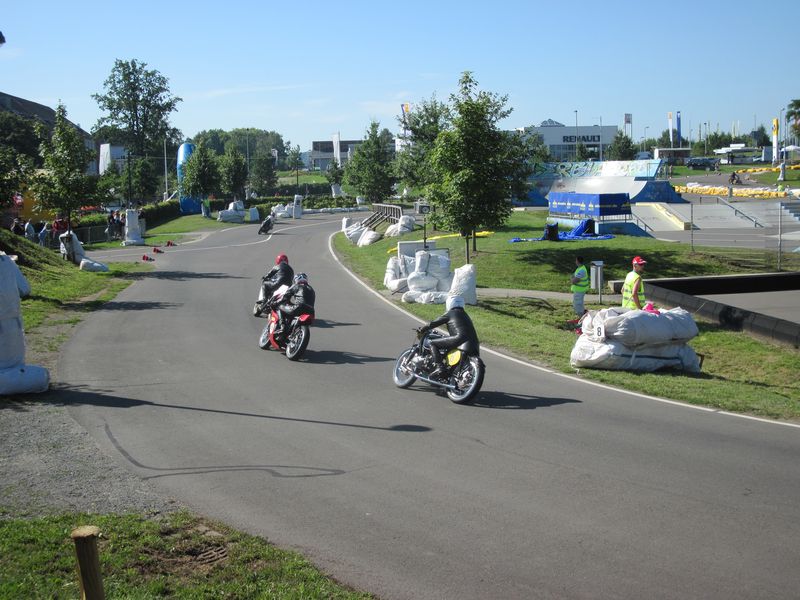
332,132 -> 341,165
668,112 -> 674,146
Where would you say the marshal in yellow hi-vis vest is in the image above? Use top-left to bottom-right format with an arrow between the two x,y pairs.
622,256 -> 647,309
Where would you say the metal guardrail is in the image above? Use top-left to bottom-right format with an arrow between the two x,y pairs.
363,204 -> 403,228
714,196 -> 764,228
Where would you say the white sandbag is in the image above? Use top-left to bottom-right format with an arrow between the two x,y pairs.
384,256 -> 401,286
345,224 -> 366,243
0,364 -> 50,395
407,271 -> 438,292
385,223 -> 402,237
387,278 -> 408,293
427,253 -> 451,280
0,255 -> 29,320
217,209 -> 245,223
275,210 -> 291,219
399,255 -> 416,277
415,250 -> 430,274
449,263 -> 478,305
401,290 -> 424,303
398,215 -> 415,230
584,307 -> 698,346
341,217 -> 353,232
357,229 -> 382,247
0,317 -> 25,369
249,207 -> 260,222
79,258 -> 109,272
436,273 -> 454,292
229,200 -> 245,211
59,231 -> 86,263
570,336 -> 700,372
416,291 -> 448,304
122,209 -> 145,245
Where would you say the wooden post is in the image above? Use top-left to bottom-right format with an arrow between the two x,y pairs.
71,525 -> 105,600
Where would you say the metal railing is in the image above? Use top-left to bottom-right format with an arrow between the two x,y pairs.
362,204 -> 403,229
714,196 -> 764,228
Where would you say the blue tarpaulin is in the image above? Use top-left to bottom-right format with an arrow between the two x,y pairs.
509,219 -> 615,243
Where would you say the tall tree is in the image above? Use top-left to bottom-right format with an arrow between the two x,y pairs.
575,141 -> 591,161
219,147 -> 248,200
427,72 -> 531,263
605,131 -> 637,160
325,158 -> 345,197
249,152 -> 278,196
344,121 -> 397,203
786,99 -> 800,139
0,112 -> 43,165
179,144 -> 220,203
0,147 -> 32,208
30,104 -> 96,231
286,144 -> 303,192
395,95 -> 451,192
92,58 -> 182,157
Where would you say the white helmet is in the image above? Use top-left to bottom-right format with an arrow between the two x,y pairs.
446,295 -> 465,310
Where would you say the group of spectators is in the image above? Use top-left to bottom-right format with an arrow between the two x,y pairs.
106,210 -> 127,240
9,216 -> 68,247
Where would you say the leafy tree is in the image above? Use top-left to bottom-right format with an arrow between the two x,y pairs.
426,72 -> 532,262
656,129 -> 689,148
325,158 -> 344,185
92,58 -> 182,157
249,152 -> 278,196
786,99 -> 800,139
575,141 -> 591,161
180,144 -> 220,202
0,147 -> 32,208
286,144 -> 303,192
219,147 -> 248,200
344,120 -> 397,203
395,95 -> 451,192
191,129 -> 229,155
605,131 -> 637,160
30,104 -> 96,231
0,112 -> 42,165
750,125 -> 770,147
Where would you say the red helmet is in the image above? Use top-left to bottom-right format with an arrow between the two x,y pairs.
275,253 -> 288,265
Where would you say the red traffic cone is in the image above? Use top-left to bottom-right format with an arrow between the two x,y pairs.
142,254 -> 154,262
166,240 -> 174,247
153,247 -> 163,253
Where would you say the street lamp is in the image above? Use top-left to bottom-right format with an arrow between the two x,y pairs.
643,127 -> 649,153
595,116 -> 603,160
704,122 -> 709,156
574,110 -> 579,160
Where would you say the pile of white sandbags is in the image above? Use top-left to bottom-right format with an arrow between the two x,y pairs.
0,253 -> 49,395
217,200 -> 246,223
392,250 -> 472,305
59,232 -> 108,272
570,306 -> 701,372
385,215 -> 415,237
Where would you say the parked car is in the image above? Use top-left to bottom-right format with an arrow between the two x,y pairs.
686,157 -> 719,170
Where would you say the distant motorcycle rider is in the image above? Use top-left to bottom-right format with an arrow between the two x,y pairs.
273,272 -> 316,339
420,295 -> 480,379
254,253 -> 294,317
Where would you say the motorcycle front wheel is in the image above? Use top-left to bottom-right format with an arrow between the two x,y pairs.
285,324 -> 310,360
446,356 -> 485,404
392,348 -> 418,388
258,323 -> 273,349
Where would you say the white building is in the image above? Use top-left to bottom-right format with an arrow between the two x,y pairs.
518,119 -> 618,161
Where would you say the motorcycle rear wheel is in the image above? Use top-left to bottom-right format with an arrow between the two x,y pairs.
393,348 -> 417,388
285,324 -> 310,360
446,356 -> 485,404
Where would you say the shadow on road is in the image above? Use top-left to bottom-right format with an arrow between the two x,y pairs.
123,270 -> 247,281
311,319 -> 360,329
470,390 -> 582,410
300,349 -> 394,364
96,300 -> 183,311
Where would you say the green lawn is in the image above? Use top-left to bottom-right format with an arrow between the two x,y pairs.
333,211 -> 800,420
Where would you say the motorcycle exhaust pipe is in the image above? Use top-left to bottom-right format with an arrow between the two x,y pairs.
414,373 -> 456,390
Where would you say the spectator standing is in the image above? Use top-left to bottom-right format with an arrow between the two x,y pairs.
622,256 -> 647,310
10,218 -> 25,236
24,219 -> 37,242
569,255 -> 590,319
38,223 -> 51,247
51,215 -> 68,241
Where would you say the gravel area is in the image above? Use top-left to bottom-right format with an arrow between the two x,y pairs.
0,309 -> 183,520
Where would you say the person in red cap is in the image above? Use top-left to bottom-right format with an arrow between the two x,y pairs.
622,256 -> 647,310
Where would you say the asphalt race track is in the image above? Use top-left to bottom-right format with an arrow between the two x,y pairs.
61,213 -> 800,600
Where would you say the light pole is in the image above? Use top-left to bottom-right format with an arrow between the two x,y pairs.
574,110 -> 579,160
595,116 -> 603,160
643,127 -> 649,153
704,122 -> 708,156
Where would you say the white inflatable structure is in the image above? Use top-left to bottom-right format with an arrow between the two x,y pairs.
59,231 -> 108,272
570,306 -> 701,372
122,208 -> 145,246
383,248 -> 476,305
0,253 -> 49,394
217,200 -> 246,223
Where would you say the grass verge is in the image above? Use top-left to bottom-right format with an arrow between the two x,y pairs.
0,511 -> 370,599
332,211 -> 800,420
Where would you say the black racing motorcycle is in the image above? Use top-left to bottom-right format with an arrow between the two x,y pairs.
257,214 -> 274,235
392,328 -> 485,404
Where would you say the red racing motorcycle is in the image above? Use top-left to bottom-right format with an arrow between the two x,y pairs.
257,288 -> 314,360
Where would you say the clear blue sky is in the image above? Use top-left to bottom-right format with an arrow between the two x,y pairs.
3,0 -> 798,150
